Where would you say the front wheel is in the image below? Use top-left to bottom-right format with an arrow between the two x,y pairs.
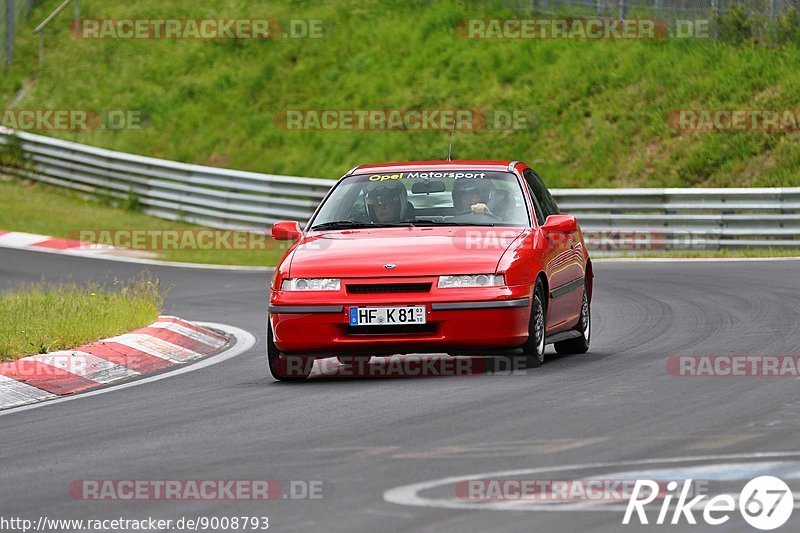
267,320 -> 313,381
553,280 -> 591,355
519,281 -> 546,368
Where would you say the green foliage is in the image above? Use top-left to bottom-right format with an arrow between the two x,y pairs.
0,133 -> 30,170
715,4 -> 757,45
124,188 -> 143,213
771,7 -> 800,46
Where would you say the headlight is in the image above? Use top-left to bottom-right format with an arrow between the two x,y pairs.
281,278 -> 341,291
438,274 -> 505,288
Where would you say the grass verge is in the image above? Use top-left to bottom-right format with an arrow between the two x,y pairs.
0,177 -> 289,266
0,275 -> 164,359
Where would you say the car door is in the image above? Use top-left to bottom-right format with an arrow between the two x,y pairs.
523,169 -> 584,330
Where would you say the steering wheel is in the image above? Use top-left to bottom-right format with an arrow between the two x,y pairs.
455,208 -> 501,221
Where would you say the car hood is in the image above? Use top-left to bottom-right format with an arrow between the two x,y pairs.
287,226 -> 525,278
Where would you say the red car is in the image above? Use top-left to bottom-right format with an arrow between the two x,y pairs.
267,160 -> 593,380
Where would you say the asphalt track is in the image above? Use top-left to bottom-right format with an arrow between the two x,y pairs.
2,247 -> 800,532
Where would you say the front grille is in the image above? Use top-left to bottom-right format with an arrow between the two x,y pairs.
345,324 -> 437,335
347,283 -> 432,294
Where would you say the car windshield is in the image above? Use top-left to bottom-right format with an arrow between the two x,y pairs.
310,170 -> 530,229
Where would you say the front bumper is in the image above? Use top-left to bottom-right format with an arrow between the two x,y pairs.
269,280 -> 533,355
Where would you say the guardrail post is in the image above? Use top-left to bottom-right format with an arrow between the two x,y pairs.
38,28 -> 44,69
711,0 -> 719,40
5,0 -> 15,68
619,0 -> 627,20
34,0 -> 75,70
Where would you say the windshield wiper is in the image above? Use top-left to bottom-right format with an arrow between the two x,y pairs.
310,221 -> 375,231
410,220 -> 497,227
310,221 -> 415,231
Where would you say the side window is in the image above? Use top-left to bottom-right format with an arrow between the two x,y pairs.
524,180 -> 545,225
524,169 -> 560,219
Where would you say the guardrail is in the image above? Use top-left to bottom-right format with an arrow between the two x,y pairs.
0,127 -> 333,229
2,127 -> 799,251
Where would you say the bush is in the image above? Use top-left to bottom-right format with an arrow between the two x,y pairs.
0,133 -> 31,171
715,4 -> 757,45
771,7 -> 800,46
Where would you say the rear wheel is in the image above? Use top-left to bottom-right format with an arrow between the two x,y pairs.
554,280 -> 591,355
267,320 -> 312,381
519,280 -> 546,369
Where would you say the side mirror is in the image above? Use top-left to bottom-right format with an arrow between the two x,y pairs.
272,221 -> 302,241
542,214 -> 577,233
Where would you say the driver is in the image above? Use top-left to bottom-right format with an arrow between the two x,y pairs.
452,178 -> 495,217
364,181 -> 408,223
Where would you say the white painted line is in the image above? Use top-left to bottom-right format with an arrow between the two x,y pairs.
105,333 -> 203,363
0,374 -> 57,409
0,323 -> 255,417
149,321 -> 227,349
31,351 -> 139,384
383,451 -> 800,512
67,243 -> 118,251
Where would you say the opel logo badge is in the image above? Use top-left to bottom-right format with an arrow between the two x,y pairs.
384,263 -> 397,269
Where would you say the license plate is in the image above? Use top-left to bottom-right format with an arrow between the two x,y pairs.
349,306 -> 426,326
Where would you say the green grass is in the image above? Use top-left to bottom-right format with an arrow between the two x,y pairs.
0,177 -> 288,266
0,276 -> 163,359
1,0 -> 799,188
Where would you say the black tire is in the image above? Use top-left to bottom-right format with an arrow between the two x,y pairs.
553,280 -> 591,355
519,280 -> 546,369
267,320 -> 312,381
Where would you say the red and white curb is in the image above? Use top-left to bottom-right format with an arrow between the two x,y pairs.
0,316 -> 230,410
0,230 -> 148,259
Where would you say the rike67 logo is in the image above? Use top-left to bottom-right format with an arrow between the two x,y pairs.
623,476 -> 794,530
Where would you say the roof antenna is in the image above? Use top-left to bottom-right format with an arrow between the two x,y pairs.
447,120 -> 456,162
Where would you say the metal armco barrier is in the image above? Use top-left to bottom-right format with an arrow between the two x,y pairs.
2,127 -> 799,251
0,127 -> 333,229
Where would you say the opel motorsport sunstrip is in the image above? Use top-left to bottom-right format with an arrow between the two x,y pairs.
267,160 -> 593,380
